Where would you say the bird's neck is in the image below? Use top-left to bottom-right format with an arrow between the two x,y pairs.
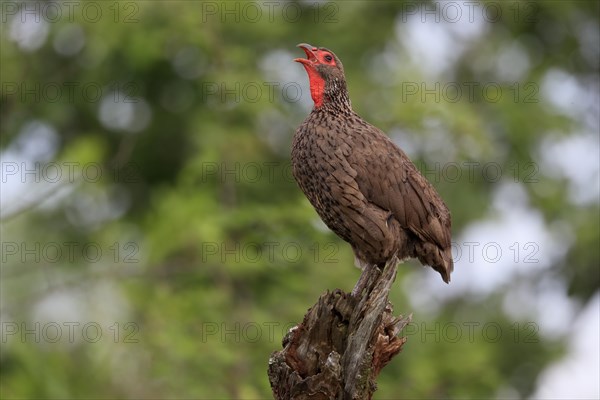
304,67 -> 326,107
307,74 -> 352,112
324,78 -> 351,112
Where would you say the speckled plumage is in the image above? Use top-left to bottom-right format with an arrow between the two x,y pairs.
292,44 -> 453,283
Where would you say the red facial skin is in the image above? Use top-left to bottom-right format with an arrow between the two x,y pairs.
294,44 -> 338,107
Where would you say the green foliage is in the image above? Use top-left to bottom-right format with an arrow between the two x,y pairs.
1,0 -> 598,398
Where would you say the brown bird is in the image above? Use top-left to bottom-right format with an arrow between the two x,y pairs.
291,43 -> 453,294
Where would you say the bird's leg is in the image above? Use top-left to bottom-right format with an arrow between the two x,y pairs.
351,263 -> 375,297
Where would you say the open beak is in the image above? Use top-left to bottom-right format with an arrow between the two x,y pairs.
294,43 -> 318,66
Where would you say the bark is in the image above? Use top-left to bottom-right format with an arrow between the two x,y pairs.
268,259 -> 411,399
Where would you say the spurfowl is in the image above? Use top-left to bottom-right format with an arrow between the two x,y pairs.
291,43 -> 453,294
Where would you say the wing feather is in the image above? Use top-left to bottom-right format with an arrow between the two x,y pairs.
348,122 -> 451,249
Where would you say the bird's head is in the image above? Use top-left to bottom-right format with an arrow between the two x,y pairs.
294,43 -> 349,109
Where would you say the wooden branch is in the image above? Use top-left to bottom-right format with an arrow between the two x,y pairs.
268,259 -> 411,399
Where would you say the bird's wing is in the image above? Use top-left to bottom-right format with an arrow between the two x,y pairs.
346,122 -> 452,250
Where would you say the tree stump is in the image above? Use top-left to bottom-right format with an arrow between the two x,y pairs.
268,260 -> 411,399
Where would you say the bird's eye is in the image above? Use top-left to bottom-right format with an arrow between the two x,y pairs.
324,54 -> 333,62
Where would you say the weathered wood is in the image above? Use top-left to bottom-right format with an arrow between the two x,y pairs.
268,260 -> 411,399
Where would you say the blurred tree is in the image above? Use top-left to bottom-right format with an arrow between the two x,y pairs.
1,1 -> 598,399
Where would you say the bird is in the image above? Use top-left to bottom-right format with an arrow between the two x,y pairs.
291,43 -> 453,294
